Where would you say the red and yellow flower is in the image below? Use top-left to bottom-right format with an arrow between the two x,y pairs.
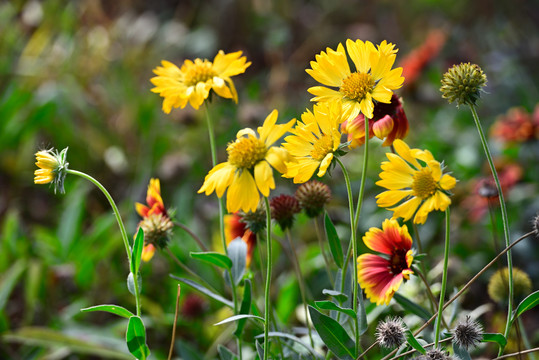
135,178 -> 173,262
357,219 -> 414,305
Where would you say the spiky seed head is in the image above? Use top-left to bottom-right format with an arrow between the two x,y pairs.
295,180 -> 332,217
452,316 -> 483,350
270,194 -> 301,230
440,62 -> 487,106
375,317 -> 406,349
239,201 -> 267,234
532,214 -> 539,238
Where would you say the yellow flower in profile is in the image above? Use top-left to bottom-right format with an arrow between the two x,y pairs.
306,39 -> 404,120
198,110 -> 295,213
151,50 -> 251,113
376,140 -> 456,224
34,147 -> 69,194
283,101 -> 346,183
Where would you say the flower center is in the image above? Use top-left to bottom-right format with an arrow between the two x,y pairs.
310,135 -> 334,161
184,61 -> 217,86
340,72 -> 375,101
411,168 -> 437,199
389,248 -> 410,275
227,136 -> 267,169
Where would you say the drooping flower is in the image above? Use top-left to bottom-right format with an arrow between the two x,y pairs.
135,178 -> 173,262
357,219 -> 414,305
341,94 -> 409,147
283,101 -> 346,183
295,180 -> 332,218
198,110 -> 295,213
376,139 -> 457,224
34,147 -> 69,194
224,213 -> 256,266
306,39 -> 404,120
151,50 -> 251,113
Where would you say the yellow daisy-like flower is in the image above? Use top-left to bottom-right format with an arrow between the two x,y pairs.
198,110 -> 295,213
283,101 -> 346,183
376,139 -> 457,224
34,147 -> 69,194
151,50 -> 251,113
306,39 -> 404,120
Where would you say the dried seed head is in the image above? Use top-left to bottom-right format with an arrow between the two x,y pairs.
295,180 -> 332,217
239,201 -> 266,234
425,348 -> 453,360
452,316 -> 483,350
138,213 -> 174,250
270,194 -> 301,230
532,214 -> 539,238
440,63 -> 487,106
376,317 -> 406,349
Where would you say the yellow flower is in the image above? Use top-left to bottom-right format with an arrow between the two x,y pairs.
198,110 -> 295,213
283,101 -> 346,183
34,148 -> 69,193
151,50 -> 251,113
376,140 -> 456,224
306,39 -> 404,120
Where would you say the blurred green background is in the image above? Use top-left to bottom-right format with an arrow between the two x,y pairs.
1,0 -> 539,358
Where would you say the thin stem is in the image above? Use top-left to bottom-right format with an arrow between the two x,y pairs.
166,248 -> 221,294
167,285 -> 181,360
435,208 -> 451,346
313,216 -> 335,287
335,157 -> 360,357
469,105 -> 513,353
286,229 -> 314,347
67,169 -> 140,316
493,347 -> 539,360
413,223 -> 436,315
359,231 -> 535,360
263,197 -> 273,360
173,222 -> 208,252
353,117 -> 370,232
414,268 -> 448,330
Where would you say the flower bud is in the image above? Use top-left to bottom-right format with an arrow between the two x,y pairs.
295,180 -> 331,218
270,194 -> 301,230
440,62 -> 487,106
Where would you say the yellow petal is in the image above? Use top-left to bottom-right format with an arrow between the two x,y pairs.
254,161 -> 275,197
227,170 -> 259,213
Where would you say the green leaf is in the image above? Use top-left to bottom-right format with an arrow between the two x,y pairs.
314,300 -> 356,319
255,340 -> 264,360
127,272 -> 141,296
170,276 -> 233,308
322,289 -> 348,304
126,316 -> 150,360
80,304 -> 134,319
512,290 -> 539,322
254,331 -> 323,360
0,259 -> 26,310
405,330 -> 426,355
482,333 -> 507,349
214,314 -> 265,326
308,306 -> 355,360
218,345 -> 239,360
324,213 -> 343,268
131,227 -> 144,275
228,238 -> 247,285
393,293 -> 431,321
357,290 -> 367,336
190,251 -> 232,270
234,280 -> 252,337
453,343 -> 472,360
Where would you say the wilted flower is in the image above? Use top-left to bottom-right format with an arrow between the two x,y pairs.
488,267 -> 532,304
270,194 -> 301,230
375,317 -> 406,349
34,147 -> 69,194
452,316 -> 483,350
440,62 -> 487,106
151,51 -> 251,113
341,94 -> 409,147
295,180 -> 332,218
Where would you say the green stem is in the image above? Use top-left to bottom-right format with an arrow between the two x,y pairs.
335,157 -> 359,356
263,197 -> 273,360
435,208 -> 451,346
314,216 -> 335,287
469,105 -> 513,353
353,117 -> 370,232
67,169 -> 140,316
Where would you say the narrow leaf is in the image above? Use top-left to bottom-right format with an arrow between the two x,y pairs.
254,331 -> 323,360
512,290 -> 539,322
170,276 -> 233,308
308,306 -> 355,360
255,340 -> 264,360
405,330 -> 426,355
234,280 -> 252,337
131,227 -> 144,275
127,272 -> 141,296
228,238 -> 247,285
0,260 -> 26,310
393,293 -> 431,321
81,304 -> 134,319
314,300 -> 356,319
190,251 -> 232,270
453,343 -> 472,360
482,333 -> 507,349
325,213 -> 344,268
218,345 -> 239,360
322,289 -> 348,304
126,316 -> 150,360
214,314 -> 264,326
